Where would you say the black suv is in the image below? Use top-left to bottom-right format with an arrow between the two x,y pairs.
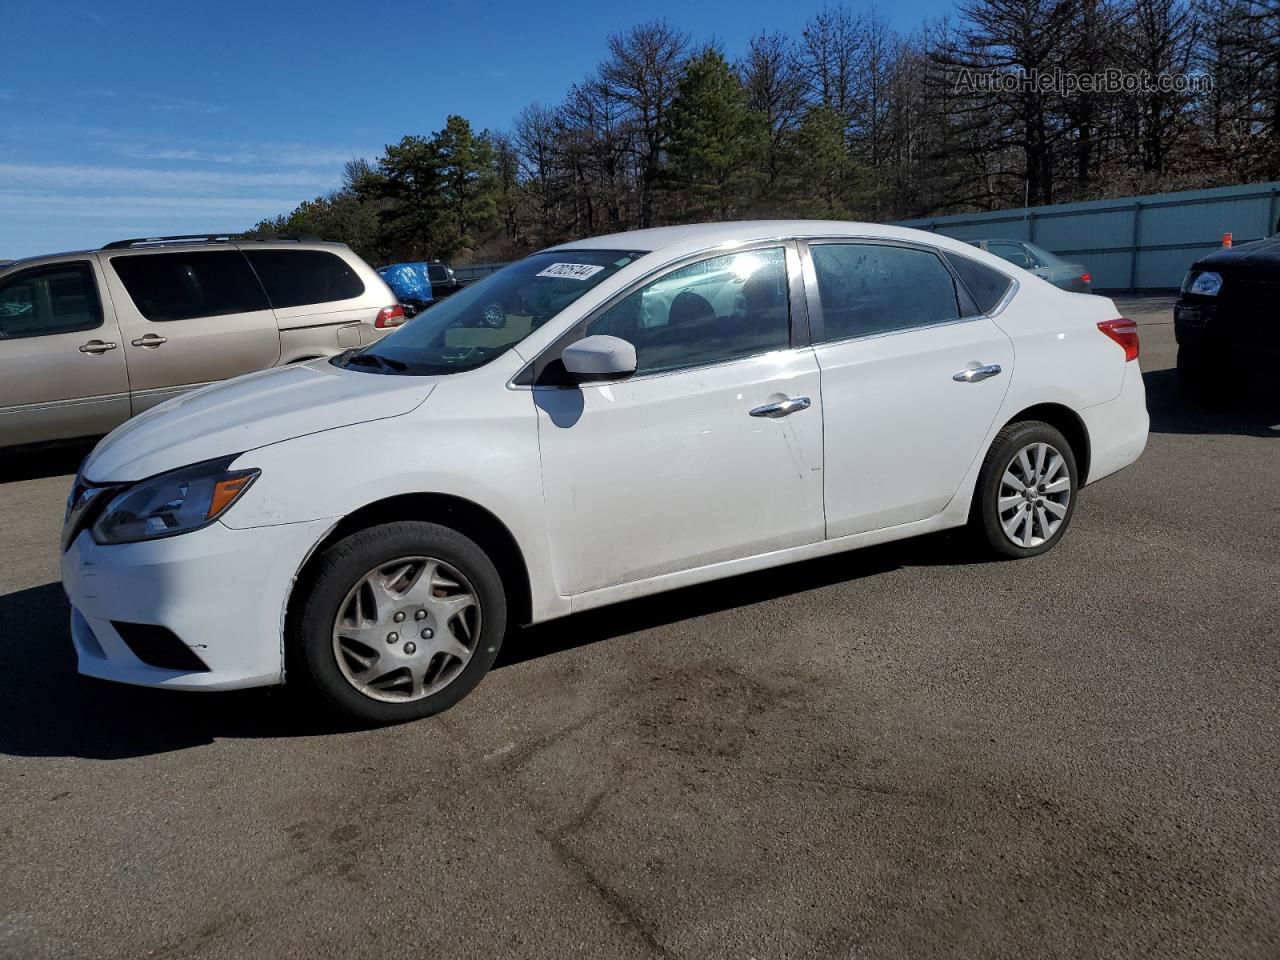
1174,232 -> 1280,398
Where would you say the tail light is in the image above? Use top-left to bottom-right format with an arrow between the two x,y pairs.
375,304 -> 406,329
1080,273 -> 1091,285
1097,317 -> 1139,361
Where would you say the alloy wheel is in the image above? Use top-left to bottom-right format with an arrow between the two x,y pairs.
997,442 -> 1072,548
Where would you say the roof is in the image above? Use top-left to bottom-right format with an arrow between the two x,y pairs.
0,237 -> 350,274
548,219 -> 990,262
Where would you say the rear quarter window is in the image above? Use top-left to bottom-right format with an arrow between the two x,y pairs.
243,249 -> 365,308
941,251 -> 1015,314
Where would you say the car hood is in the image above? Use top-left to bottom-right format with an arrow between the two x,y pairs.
1192,235 -> 1280,272
82,360 -> 435,482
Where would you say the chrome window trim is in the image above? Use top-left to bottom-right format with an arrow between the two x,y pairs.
988,276 -> 1020,316
808,313 -> 985,350
509,239 -> 807,390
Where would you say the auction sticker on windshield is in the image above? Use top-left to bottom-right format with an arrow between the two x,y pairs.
535,263 -> 606,280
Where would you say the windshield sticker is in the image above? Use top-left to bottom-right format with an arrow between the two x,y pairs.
536,262 -> 606,281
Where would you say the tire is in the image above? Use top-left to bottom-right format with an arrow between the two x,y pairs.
1177,345 -> 1219,401
970,420 -> 1079,559
289,521 -> 507,724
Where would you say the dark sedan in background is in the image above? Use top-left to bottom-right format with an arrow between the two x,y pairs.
1175,233 -> 1280,399
968,239 -> 1092,293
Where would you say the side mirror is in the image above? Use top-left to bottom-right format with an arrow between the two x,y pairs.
560,335 -> 637,382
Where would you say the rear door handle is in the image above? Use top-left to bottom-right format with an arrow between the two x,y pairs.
953,363 -> 1002,383
131,334 -> 168,348
749,396 -> 812,418
78,340 -> 118,355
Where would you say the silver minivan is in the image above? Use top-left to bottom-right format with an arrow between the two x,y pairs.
0,235 -> 403,448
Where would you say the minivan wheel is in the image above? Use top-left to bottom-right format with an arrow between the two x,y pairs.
290,521 -> 506,724
971,421 -> 1078,559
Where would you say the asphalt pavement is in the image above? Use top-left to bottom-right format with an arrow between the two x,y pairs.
0,296 -> 1276,959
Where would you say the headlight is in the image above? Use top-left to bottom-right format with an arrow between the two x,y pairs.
1184,271 -> 1223,296
92,457 -> 259,545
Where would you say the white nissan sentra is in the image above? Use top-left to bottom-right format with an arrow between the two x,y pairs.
61,222 -> 1149,723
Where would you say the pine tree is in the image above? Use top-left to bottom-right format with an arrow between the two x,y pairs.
665,48 -> 767,220
432,115 -> 499,257
787,104 -> 869,218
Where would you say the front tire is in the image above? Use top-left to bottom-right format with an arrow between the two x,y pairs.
1177,345 -> 1220,401
970,421 -> 1078,559
289,521 -> 507,724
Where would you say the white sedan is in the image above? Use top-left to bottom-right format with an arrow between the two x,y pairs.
60,222 -> 1148,723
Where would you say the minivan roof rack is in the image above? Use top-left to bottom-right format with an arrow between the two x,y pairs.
102,234 -> 319,250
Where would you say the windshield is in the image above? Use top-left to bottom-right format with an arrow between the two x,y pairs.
339,249 -> 646,375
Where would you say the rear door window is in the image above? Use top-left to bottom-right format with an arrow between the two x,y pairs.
0,262 -> 102,338
809,243 -> 960,342
110,251 -> 269,322
243,249 -> 364,308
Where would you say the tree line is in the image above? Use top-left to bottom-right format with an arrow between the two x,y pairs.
249,0 -> 1280,265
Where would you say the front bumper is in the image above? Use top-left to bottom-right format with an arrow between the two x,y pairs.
1175,298 -> 1280,356
1173,300 -> 1214,346
61,517 -> 335,691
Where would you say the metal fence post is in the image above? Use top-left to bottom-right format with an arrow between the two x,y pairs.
1128,202 -> 1142,291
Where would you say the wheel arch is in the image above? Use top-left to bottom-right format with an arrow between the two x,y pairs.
1001,402 -> 1092,483
287,492 -> 534,630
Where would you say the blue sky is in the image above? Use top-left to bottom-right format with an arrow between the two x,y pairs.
0,0 -> 946,259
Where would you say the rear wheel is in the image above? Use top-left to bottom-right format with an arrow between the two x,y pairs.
289,521 -> 506,724
971,421 -> 1078,559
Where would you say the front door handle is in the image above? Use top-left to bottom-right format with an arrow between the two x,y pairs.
131,334 -> 168,348
953,363 -> 1002,383
749,396 -> 812,418
78,340 -> 118,355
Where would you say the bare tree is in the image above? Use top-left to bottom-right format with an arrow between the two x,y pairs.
599,20 -> 690,227
1119,0 -> 1200,181
849,12 -> 899,215
934,0 -> 1077,205
513,103 -> 562,246
796,5 -> 866,119
738,31 -> 807,198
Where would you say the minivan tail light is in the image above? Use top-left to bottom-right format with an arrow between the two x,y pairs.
375,304 -> 406,329
1097,317 -> 1139,361
1080,273 -> 1091,285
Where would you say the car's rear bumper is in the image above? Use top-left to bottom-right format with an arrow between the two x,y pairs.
1080,358 -> 1149,486
61,517 -> 334,691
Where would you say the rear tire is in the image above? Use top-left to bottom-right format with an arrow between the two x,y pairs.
970,421 -> 1078,559
288,521 -> 507,724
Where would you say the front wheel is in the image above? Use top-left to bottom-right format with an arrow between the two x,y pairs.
970,421 -> 1078,559
289,521 -> 507,724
